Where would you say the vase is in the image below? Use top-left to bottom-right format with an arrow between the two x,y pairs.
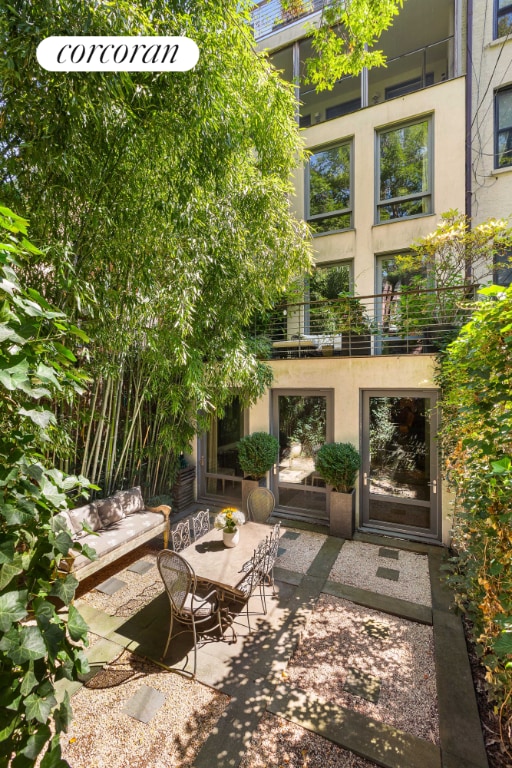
223,528 -> 240,547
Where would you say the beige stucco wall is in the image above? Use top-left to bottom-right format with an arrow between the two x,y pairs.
245,354 -> 451,545
470,0 -> 512,224
293,76 -> 467,296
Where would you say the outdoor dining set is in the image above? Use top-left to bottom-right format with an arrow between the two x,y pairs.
156,489 -> 281,676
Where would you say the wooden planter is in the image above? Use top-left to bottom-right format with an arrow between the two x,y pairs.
171,466 -> 196,513
329,488 -> 356,539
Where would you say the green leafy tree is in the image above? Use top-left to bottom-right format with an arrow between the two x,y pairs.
0,0 -> 312,494
437,284 -> 512,750
306,0 -> 405,91
0,207 -> 94,767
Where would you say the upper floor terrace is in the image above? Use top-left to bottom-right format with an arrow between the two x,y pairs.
254,285 -> 475,360
252,0 -> 462,129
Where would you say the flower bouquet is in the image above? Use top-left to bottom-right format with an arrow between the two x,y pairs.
214,507 -> 245,533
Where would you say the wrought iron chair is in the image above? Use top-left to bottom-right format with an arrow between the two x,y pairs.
246,487 -> 275,523
157,550 -> 234,676
259,522 -> 281,613
233,542 -> 268,631
191,509 -> 210,540
171,519 -> 191,552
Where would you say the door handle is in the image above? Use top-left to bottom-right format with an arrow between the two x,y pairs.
427,479 -> 437,494
363,472 -> 368,486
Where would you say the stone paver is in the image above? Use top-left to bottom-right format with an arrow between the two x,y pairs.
70,526 -> 488,768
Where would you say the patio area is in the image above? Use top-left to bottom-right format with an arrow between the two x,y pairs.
55,515 -> 488,768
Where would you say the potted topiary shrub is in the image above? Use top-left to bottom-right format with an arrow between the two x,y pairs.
238,431 -> 279,512
315,442 -> 360,539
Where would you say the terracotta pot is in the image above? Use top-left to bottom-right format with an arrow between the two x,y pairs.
223,528 -> 240,547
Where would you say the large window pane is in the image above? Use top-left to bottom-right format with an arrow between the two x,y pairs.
496,87 -> 512,168
378,119 -> 431,223
308,143 -> 352,234
496,0 -> 512,37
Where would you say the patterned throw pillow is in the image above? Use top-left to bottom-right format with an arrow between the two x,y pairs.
94,495 -> 125,527
114,486 -> 144,516
68,503 -> 102,537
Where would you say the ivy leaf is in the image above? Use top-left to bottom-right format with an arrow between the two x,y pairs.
20,666 -> 39,697
24,692 -> 56,724
53,530 -> 74,556
66,604 -> 88,642
39,735 -> 69,768
0,559 -> 24,591
494,632 -> 512,657
18,408 -> 56,429
53,691 -> 72,733
0,590 -> 28,632
50,574 -> 78,605
0,625 -> 47,664
0,708 -> 19,741
491,457 -> 511,475
16,723 -> 52,762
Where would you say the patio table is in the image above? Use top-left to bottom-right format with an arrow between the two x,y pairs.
180,521 -> 270,601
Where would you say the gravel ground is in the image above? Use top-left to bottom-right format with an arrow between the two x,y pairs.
286,593 -> 439,744
77,548 -> 162,618
275,530 -> 328,574
239,713 -> 376,768
61,650 -> 229,768
328,541 -> 432,606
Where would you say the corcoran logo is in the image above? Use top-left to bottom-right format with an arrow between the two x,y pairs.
37,36 -> 199,72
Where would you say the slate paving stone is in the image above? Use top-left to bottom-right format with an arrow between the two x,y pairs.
375,566 -> 400,582
95,576 -> 127,595
281,531 -> 301,540
363,618 -> 390,639
378,547 -> 399,560
344,668 -> 381,704
122,684 -> 166,723
277,547 -> 287,556
127,560 -> 154,575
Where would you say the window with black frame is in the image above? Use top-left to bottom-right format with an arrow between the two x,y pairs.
495,0 -> 512,38
495,87 -> 512,168
306,141 -> 352,234
377,118 -> 431,223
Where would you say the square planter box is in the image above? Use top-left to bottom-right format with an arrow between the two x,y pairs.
329,488 -> 355,539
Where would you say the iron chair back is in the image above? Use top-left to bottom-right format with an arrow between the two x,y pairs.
192,509 -> 210,540
171,519 -> 191,552
247,487 -> 275,523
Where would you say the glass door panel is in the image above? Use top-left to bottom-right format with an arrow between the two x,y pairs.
272,391 -> 332,522
362,392 -> 440,539
203,398 -> 244,502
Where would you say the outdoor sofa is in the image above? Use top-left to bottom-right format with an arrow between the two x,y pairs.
56,486 -> 171,581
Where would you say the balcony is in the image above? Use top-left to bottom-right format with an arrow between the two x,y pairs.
253,286 -> 475,360
256,0 -> 457,126
252,0 -> 327,42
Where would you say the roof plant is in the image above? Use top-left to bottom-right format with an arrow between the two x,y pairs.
315,442 -> 360,493
0,207 -> 95,767
238,432 -> 279,480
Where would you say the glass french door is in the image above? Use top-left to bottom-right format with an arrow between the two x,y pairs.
198,398 -> 244,504
361,391 -> 440,540
271,389 -> 333,523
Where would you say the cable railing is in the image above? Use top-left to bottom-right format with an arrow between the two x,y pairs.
253,285 -> 476,359
251,0 -> 327,41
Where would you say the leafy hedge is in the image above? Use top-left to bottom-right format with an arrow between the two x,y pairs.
0,207 -> 94,767
437,285 -> 512,741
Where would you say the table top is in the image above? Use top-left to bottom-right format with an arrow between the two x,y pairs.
181,521 -> 271,597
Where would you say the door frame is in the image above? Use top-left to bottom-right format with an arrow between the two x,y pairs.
360,388 -> 441,542
270,387 -> 334,521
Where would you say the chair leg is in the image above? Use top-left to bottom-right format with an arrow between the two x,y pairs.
161,612 -> 174,661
